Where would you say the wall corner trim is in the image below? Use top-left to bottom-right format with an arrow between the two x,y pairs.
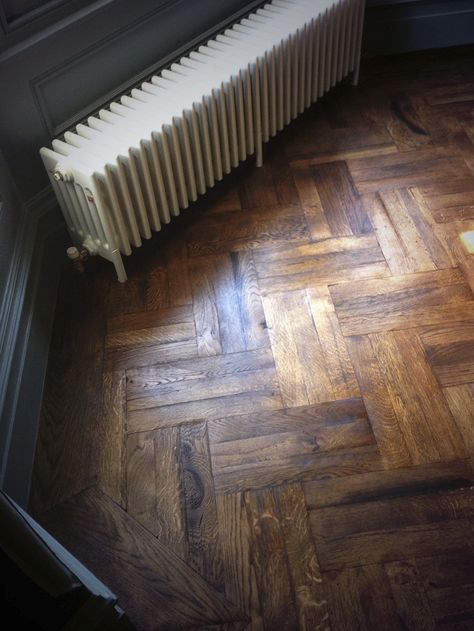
0,187 -> 66,506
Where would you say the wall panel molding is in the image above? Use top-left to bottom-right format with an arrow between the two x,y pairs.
0,189 -> 66,506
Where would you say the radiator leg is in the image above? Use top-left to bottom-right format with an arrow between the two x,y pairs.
255,146 -> 264,168
111,250 -> 128,283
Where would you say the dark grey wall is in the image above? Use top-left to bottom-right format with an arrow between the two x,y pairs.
0,0 -> 263,506
364,0 -> 474,55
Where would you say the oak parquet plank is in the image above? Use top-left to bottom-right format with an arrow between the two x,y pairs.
216,493 -> 264,631
443,384 -> 474,452
126,348 -> 278,411
212,445 -> 383,495
97,370 -> 126,507
386,94 -> 432,152
346,335 -> 411,467
186,205 -> 309,257
325,565 -> 403,631
303,460 -> 474,510
164,236 -> 193,307
276,484 -> 330,631
261,290 -> 336,406
322,567 -> 367,631
208,398 -> 367,444
287,108 -> 396,165
428,584 -> 474,626
145,268 -> 169,311
125,428 -> 187,559
244,489 -> 299,631
128,389 -> 282,435
311,519 -> 473,571
230,251 -> 270,352
210,400 -> 374,485
126,431 -> 159,535
190,253 -> 269,357
239,162 -> 279,209
204,182 -> 243,215
311,488 -> 474,541
385,561 -> 435,631
292,167 -> 332,240
330,268 -> 474,337
421,189 -> 474,223
348,146 -> 472,195
307,286 -> 360,400
289,141 -> 397,168
39,487 -> 243,631
105,337 -> 198,372
369,330 -> 465,463
107,276 -> 145,318
180,422 -> 224,591
107,304 -> 194,334
365,189 -> 455,274
416,550 -> 474,591
190,254 -> 246,356
106,322 -> 195,350
267,148 -> 300,207
420,322 -> 474,387
309,161 -> 372,235
255,234 -> 390,293
30,354 -> 103,515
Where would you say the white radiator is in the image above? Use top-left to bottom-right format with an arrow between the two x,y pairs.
40,0 -> 365,282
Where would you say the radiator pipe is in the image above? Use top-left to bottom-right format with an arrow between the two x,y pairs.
66,246 -> 89,273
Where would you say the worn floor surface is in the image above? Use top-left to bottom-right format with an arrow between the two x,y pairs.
31,46 -> 474,631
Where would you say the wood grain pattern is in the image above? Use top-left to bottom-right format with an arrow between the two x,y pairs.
216,493 -> 263,631
38,488 -> 243,631
180,422 -> 224,591
32,47 -> 474,630
443,384 -> 474,452
255,234 -> 390,293
244,489 -> 299,631
190,253 -> 268,357
125,428 -> 187,559
420,321 -> 474,386
346,335 -> 412,467
331,268 -> 474,337
97,370 -> 126,506
276,484 -> 330,631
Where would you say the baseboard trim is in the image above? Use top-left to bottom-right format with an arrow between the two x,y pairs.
0,188 -> 67,506
363,1 -> 474,56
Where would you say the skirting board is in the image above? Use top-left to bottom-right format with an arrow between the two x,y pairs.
363,0 -> 474,55
0,193 -> 67,507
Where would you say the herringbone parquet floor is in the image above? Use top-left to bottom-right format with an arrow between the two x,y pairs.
31,45 -> 474,631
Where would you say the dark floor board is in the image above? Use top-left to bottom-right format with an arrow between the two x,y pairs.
244,489 -> 299,631
255,234 -> 390,293
38,488 -> 243,631
303,459 -> 473,509
180,422 -> 224,591
330,268 -> 474,337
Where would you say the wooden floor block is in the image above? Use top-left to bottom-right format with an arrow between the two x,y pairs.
255,234 -> 389,293
38,488 -> 244,631
331,268 -> 474,337
210,398 -> 377,493
420,321 -> 474,387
